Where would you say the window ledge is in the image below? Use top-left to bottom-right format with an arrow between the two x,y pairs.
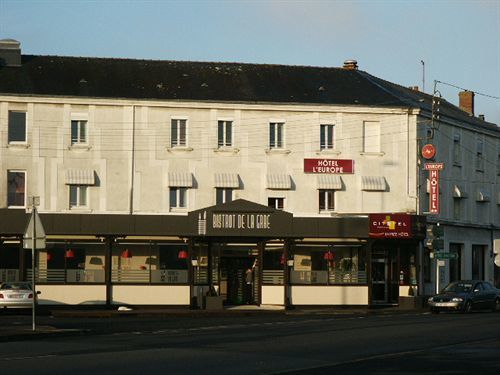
7,143 -> 30,149
68,144 -> 92,151
214,147 -> 240,154
65,208 -> 93,213
266,148 -> 291,155
169,207 -> 188,213
167,146 -> 194,152
315,149 -> 341,155
359,151 -> 385,156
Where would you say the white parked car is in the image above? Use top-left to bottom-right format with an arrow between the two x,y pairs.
0,282 -> 40,309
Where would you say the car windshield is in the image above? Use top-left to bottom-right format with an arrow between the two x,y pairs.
0,283 -> 31,290
443,282 -> 473,293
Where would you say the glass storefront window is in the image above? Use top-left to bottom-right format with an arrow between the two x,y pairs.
112,243 -> 188,284
263,244 -> 284,285
290,245 -> 367,285
0,243 -> 21,282
26,242 -> 105,283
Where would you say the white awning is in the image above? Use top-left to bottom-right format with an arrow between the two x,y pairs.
65,169 -> 95,185
453,185 -> 468,198
267,174 -> 291,190
361,176 -> 386,191
214,173 -> 239,188
476,190 -> 490,202
317,175 -> 342,190
168,172 -> 193,187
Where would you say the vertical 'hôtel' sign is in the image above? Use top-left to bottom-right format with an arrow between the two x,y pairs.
304,159 -> 354,174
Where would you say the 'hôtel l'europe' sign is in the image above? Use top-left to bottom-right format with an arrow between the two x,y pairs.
304,159 -> 354,174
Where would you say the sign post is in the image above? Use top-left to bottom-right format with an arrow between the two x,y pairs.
23,196 -> 46,332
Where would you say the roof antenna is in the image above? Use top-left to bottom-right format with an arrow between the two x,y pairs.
421,60 -> 425,93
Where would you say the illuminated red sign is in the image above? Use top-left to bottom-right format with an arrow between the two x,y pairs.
369,214 -> 413,238
304,159 -> 354,174
421,144 -> 436,160
429,170 -> 440,214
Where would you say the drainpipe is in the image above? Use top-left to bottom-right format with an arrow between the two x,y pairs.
129,106 -> 136,215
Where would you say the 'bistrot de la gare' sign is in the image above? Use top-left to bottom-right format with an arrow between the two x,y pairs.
304,159 -> 354,174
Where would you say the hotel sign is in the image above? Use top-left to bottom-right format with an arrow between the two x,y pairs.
424,163 -> 444,214
369,214 -> 413,238
304,159 -> 354,174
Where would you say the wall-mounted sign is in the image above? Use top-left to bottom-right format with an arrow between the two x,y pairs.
421,144 -> 436,160
304,159 -> 354,174
369,214 -> 412,238
424,163 -> 444,214
212,212 -> 271,230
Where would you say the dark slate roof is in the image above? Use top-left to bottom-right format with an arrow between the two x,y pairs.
0,54 -> 497,131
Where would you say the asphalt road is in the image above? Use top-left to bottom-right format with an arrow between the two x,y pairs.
1,310 -> 499,374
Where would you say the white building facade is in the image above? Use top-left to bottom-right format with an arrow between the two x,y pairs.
0,40 -> 498,308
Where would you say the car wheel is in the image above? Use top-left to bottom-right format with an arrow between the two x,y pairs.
463,300 -> 473,313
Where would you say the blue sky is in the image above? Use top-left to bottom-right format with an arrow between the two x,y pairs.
1,0 -> 499,124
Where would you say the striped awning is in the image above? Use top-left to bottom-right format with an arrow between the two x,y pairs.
453,185 -> 468,198
476,190 -> 490,202
214,173 -> 239,188
317,175 -> 342,190
361,176 -> 386,191
168,172 -> 193,187
65,169 -> 95,185
267,174 -> 291,190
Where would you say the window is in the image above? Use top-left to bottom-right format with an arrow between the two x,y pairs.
497,144 -> 500,176
171,119 -> 187,147
320,124 -> 334,150
71,120 -> 87,144
449,243 -> 462,282
217,120 -> 232,147
69,185 -> 88,208
472,245 -> 485,280
216,188 -> 233,205
363,121 -> 380,153
453,198 -> 461,220
8,111 -> 27,143
169,187 -> 187,209
290,246 -> 366,285
319,190 -> 335,212
476,138 -> 484,171
268,197 -> 284,210
269,122 -> 284,149
453,133 -> 461,166
7,171 -> 26,207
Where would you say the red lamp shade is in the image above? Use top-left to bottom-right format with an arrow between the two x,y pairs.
46,252 -> 52,261
121,249 -> 132,258
177,250 -> 188,259
323,251 -> 334,261
279,253 -> 285,265
65,249 -> 75,258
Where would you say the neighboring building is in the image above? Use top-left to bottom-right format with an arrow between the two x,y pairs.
0,39 -> 498,308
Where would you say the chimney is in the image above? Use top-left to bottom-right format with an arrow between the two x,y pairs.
343,60 -> 358,70
478,114 -> 485,121
459,90 -> 474,116
409,86 -> 419,91
0,39 -> 21,67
